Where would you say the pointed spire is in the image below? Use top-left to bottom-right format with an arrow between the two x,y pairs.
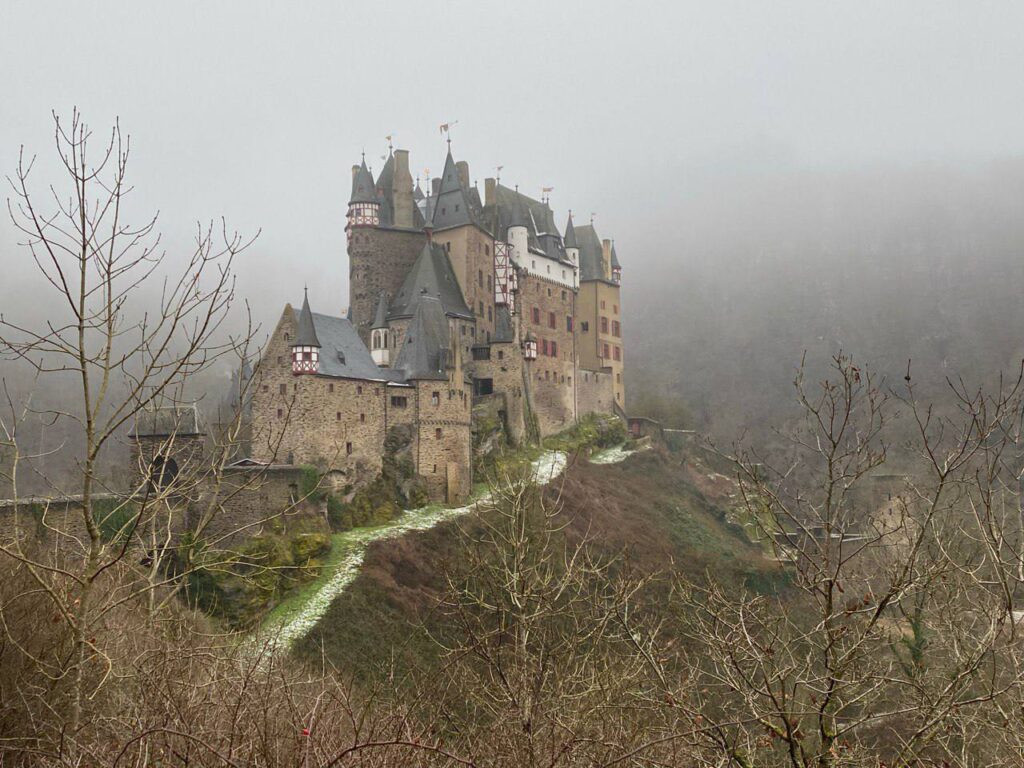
349,157 -> 377,204
610,240 -> 620,268
372,292 -> 389,329
564,210 -> 578,248
295,288 -> 321,348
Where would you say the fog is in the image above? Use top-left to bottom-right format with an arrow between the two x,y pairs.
3,1 -> 1024,448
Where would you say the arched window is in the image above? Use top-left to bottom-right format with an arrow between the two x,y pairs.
149,455 -> 179,492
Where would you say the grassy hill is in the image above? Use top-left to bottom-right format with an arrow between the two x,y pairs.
293,444 -> 787,683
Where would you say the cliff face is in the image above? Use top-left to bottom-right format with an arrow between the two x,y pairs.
293,446 -> 786,682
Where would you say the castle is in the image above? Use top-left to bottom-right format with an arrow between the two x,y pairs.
249,142 -> 625,503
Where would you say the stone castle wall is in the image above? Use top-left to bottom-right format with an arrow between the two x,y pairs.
518,272 -> 577,436
470,341 -> 528,444
348,226 -> 426,343
411,377 -> 472,503
250,309 -> 388,483
577,366 -> 617,418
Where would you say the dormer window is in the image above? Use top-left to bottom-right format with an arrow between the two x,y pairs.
337,350 -> 346,364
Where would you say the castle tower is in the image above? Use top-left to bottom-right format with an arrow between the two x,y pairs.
291,290 -> 321,374
564,211 -> 580,288
370,291 -> 390,367
346,158 -> 380,233
506,195 -> 529,262
130,404 -> 206,496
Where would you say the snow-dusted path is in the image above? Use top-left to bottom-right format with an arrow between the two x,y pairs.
258,451 -> 568,651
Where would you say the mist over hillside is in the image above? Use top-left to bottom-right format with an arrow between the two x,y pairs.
624,157 -> 1024,440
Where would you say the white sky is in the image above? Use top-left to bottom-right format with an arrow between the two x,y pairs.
2,1 -> 1024,327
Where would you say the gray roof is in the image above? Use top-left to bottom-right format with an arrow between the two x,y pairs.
429,150 -> 482,231
308,311 -> 399,381
563,212 -> 577,248
392,295 -> 451,381
295,291 -> 321,347
611,241 -> 621,269
372,291 -> 389,329
575,223 -> 614,283
388,242 -> 473,320
375,152 -> 395,225
132,404 -> 203,437
485,184 -> 572,264
349,158 -> 377,204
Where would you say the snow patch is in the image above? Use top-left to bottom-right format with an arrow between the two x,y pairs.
590,442 -> 648,465
256,450 -> 569,652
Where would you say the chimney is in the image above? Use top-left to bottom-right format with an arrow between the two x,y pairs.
456,160 -> 470,188
431,177 -> 441,197
601,238 -> 613,281
392,149 -> 414,228
484,177 -> 496,206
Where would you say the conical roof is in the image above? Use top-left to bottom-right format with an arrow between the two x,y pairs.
388,242 -> 472,320
372,292 -> 389,329
429,149 -> 478,230
349,158 -> 377,204
392,295 -> 450,381
563,212 -> 577,248
611,241 -> 621,269
295,290 -> 321,347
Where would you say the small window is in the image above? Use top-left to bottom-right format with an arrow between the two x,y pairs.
485,245 -> 490,256
262,384 -> 268,392
566,316 -> 573,332
603,343 -> 610,358
336,412 -> 341,420
284,332 -> 290,341
613,304 -> 619,314
561,290 -> 567,300
600,300 -> 606,309
346,442 -> 353,455
277,408 -> 283,418
277,356 -> 283,365
478,270 -> 483,287
432,463 -> 437,473
329,382 -> 334,393
532,307 -> 540,324
551,340 -> 558,357
357,385 -> 363,395
601,317 -> 609,333
542,339 -> 549,356
613,346 -> 621,361
390,395 -> 408,408
581,321 -> 589,332
279,383 -> 287,395
497,350 -> 504,360
488,307 -> 493,321
548,312 -> 556,329
432,391 -> 440,406
360,413 -> 365,423
435,428 -> 442,439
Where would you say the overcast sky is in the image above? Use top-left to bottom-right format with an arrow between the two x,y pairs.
3,1 -> 1024,328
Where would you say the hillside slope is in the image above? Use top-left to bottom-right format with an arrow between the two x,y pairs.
294,446 -> 786,682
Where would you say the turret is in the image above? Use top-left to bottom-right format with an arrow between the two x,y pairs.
564,211 -> 580,288
601,238 -> 613,282
507,195 -> 529,263
611,241 -> 621,284
292,289 -> 321,375
523,330 -> 538,361
370,292 -> 390,367
346,157 -> 380,233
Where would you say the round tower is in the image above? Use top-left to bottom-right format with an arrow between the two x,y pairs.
346,157 -> 380,237
507,195 -> 529,265
291,289 -> 321,375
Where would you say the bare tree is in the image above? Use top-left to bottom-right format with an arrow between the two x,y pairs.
0,109 -> 264,752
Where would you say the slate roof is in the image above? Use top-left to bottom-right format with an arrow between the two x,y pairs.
308,311 -> 399,381
295,291 -> 321,347
484,184 -> 571,264
392,295 -> 451,381
375,152 -> 395,225
388,242 -> 473,320
132,404 -> 203,437
349,158 -> 377,204
563,212 -> 578,249
372,292 -> 389,329
429,150 -> 483,231
575,223 -> 616,283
